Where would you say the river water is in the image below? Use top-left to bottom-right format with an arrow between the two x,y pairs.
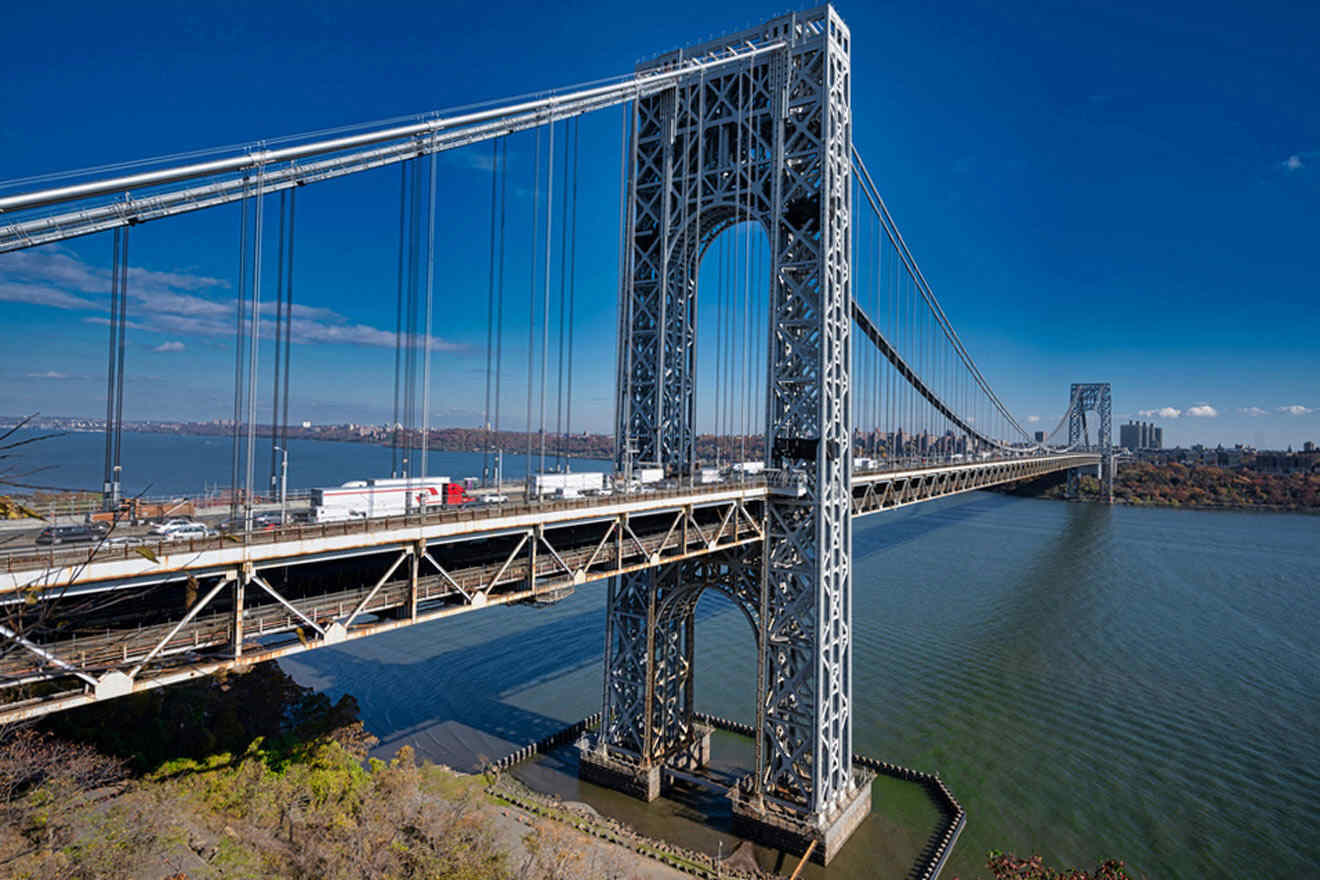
285,491 -> 1317,879
10,431 -> 1318,877
2,428 -> 611,497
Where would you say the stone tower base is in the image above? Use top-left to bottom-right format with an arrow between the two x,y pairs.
728,769 -> 874,866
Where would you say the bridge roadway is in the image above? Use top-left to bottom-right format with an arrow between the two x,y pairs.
0,453 -> 1096,722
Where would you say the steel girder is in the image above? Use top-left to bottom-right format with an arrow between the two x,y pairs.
599,545 -> 762,768
851,454 -> 1101,515
1066,383 -> 1114,503
607,6 -> 856,819
1,498 -> 763,725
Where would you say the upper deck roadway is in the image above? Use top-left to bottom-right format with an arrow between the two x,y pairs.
0,453 -> 1096,722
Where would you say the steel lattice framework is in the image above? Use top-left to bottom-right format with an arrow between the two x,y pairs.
1067,383 -> 1114,503
604,6 -> 861,822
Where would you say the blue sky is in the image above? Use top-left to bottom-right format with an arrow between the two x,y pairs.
1,0 -> 1316,449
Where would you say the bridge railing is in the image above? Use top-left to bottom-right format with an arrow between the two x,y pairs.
2,478 -> 768,579
851,449 -> 1085,476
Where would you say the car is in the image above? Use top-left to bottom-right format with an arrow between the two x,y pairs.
105,534 -> 145,547
148,517 -> 196,536
35,525 -> 99,546
219,513 -> 284,533
475,493 -> 509,505
161,523 -> 216,541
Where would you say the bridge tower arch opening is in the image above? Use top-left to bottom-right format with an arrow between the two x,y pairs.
693,220 -> 773,463
591,6 -> 871,864
1065,382 -> 1114,503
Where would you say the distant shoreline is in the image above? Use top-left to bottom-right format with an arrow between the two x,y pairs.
3,421 -> 771,463
996,458 -> 1319,515
1036,495 -> 1320,516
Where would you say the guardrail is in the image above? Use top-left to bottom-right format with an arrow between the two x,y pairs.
3,478 -> 769,577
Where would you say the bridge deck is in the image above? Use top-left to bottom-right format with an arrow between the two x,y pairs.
0,453 -> 1096,723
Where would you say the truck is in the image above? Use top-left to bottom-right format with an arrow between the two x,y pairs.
530,471 -> 605,497
635,467 -> 664,485
88,497 -> 195,526
729,460 -> 765,476
310,477 -> 470,523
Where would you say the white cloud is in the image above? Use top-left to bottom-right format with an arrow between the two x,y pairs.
0,281 -> 98,310
1278,404 -> 1314,416
1239,407 -> 1268,417
1187,405 -> 1218,418
1283,155 -> 1303,172
1026,415 -> 1040,423
1138,407 -> 1181,419
0,248 -> 462,352
26,370 -> 71,380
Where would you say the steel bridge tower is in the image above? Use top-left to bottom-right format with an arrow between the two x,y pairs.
1066,382 -> 1114,503
585,6 -> 871,863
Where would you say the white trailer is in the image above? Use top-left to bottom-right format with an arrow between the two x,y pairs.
310,477 -> 450,522
696,467 -> 722,484
730,461 -> 765,475
530,471 -> 605,497
636,467 -> 664,484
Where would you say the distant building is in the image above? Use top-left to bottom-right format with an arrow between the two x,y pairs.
1121,420 -> 1163,451
1306,441 -> 1316,453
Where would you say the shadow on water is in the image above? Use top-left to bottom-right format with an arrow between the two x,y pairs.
970,500 -> 1115,642
853,493 -> 1018,558
287,593 -> 741,769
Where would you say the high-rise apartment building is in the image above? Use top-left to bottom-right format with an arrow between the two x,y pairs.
1121,420 -> 1163,451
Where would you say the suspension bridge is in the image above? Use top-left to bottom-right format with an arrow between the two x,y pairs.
1,6 -> 1116,864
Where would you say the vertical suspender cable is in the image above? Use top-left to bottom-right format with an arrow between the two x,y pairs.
527,125 -> 541,483
539,120 -> 555,478
102,228 -> 121,507
405,155 -> 422,485
281,187 -> 295,457
555,121 -> 569,471
483,139 -> 498,485
717,233 -> 725,457
232,186 -> 248,515
495,138 -> 507,480
741,67 -> 752,467
392,162 -> 407,478
112,226 -> 129,501
736,67 -> 747,469
243,173 -> 264,528
270,190 -> 286,494
564,117 -> 580,469
421,148 -> 438,481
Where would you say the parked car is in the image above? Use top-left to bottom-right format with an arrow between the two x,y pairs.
218,513 -> 284,533
148,517 -> 196,536
105,534 -> 145,547
217,517 -> 245,533
35,525 -> 99,546
160,523 -> 216,541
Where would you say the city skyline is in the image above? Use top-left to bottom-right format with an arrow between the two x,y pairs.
2,0 -> 1316,449
6,413 -> 1313,455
